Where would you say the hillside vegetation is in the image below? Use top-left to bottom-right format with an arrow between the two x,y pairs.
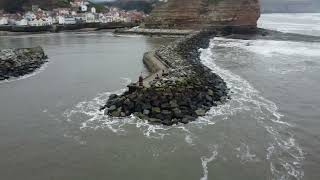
1,0 -> 71,13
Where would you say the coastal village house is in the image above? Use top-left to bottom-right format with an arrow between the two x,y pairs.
57,16 -> 77,25
15,19 -> 28,26
91,7 -> 96,14
0,17 -> 8,25
0,0 -> 146,27
85,13 -> 95,23
80,5 -> 88,12
64,16 -> 77,25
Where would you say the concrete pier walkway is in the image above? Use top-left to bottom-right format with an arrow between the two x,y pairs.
142,51 -> 169,87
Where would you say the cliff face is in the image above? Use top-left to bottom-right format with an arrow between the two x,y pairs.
145,0 -> 261,29
145,0 -> 206,29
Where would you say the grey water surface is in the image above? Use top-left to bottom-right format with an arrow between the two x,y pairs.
0,14 -> 319,180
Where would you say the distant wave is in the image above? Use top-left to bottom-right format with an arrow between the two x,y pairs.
259,13 -> 320,36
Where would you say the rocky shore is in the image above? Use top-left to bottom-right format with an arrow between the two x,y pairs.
102,31 -> 229,125
0,46 -> 48,81
0,22 -> 137,34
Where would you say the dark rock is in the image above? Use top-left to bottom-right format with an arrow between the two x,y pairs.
161,103 -> 170,109
162,119 -> 173,126
109,94 -> 118,100
135,112 -> 146,119
172,108 -> 183,118
109,105 -> 117,112
143,109 -> 150,115
0,46 -> 47,81
170,100 -> 179,108
152,107 -> 161,114
195,108 -> 206,116
134,103 -> 143,112
161,110 -> 173,120
148,118 -> 162,124
111,108 -> 122,117
205,95 -> 213,102
181,116 -> 196,124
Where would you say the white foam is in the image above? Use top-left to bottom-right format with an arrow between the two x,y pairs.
236,143 -> 259,164
199,38 -> 304,179
214,37 -> 320,58
200,145 -> 218,180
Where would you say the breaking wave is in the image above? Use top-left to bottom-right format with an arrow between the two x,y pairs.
199,38 -> 304,180
259,13 -> 320,36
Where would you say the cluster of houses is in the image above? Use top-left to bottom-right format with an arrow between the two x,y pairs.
0,0 -> 146,27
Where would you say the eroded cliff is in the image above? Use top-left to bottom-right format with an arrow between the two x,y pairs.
145,0 -> 261,30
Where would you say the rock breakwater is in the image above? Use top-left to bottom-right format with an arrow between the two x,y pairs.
103,31 -> 229,125
0,46 -> 48,81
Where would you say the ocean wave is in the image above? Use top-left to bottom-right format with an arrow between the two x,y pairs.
259,13 -> 320,36
214,37 -> 320,57
199,38 -> 304,180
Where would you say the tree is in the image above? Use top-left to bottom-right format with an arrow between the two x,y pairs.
3,0 -> 28,13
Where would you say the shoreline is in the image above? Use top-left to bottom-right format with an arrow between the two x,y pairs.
0,22 -> 137,36
103,31 -> 229,125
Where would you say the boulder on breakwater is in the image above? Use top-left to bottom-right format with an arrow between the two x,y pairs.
103,31 -> 229,125
0,46 -> 48,81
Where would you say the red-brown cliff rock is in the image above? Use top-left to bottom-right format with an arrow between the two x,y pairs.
145,0 -> 261,30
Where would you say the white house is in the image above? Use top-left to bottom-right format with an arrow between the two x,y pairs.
75,14 -> 85,23
91,7 -> 96,14
52,17 -> 58,24
54,8 -> 70,15
71,11 -> 77,16
85,13 -> 95,23
44,17 -> 53,25
15,19 -> 28,26
58,16 -> 65,24
28,19 -> 44,26
0,17 -> 8,25
64,16 -> 76,24
80,5 -> 88,12
98,14 -> 108,23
